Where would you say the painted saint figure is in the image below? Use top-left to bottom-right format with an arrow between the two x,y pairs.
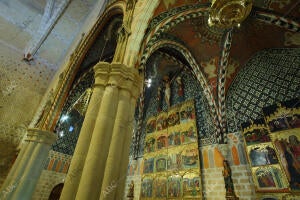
274,135 -> 300,190
176,76 -> 184,97
164,76 -> 171,108
222,160 -> 239,199
157,86 -> 162,112
127,180 -> 134,198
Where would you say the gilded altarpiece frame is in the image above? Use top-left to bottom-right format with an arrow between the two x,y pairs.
242,99 -> 300,199
141,100 -> 202,200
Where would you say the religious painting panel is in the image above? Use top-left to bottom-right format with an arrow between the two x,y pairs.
286,114 -> 300,128
147,117 -> 157,134
153,176 -> 167,198
242,99 -> 300,195
244,128 -> 271,146
180,101 -> 195,124
167,106 -> 180,127
273,130 -> 300,191
167,147 -> 184,171
144,158 -> 155,174
141,100 -> 202,199
182,173 -> 201,198
268,118 -> 289,133
181,122 -> 197,144
263,100 -> 300,133
253,165 -> 288,192
141,177 -> 153,198
167,176 -> 182,198
156,132 -> 168,150
167,155 -> 182,171
157,112 -> 168,131
168,126 -> 182,147
247,143 -> 279,167
182,145 -> 199,169
145,136 -> 156,153
155,155 -> 168,172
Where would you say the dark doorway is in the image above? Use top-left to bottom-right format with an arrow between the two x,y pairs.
48,183 -> 64,200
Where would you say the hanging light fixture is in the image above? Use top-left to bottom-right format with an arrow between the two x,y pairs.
208,0 -> 253,28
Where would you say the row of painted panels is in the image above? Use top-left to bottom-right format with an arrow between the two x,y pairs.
146,101 -> 196,134
243,128 -> 300,192
144,122 -> 197,154
141,175 -> 201,199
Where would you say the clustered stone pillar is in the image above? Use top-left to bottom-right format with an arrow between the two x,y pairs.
0,129 -> 57,200
100,66 -> 140,200
60,62 -> 110,200
61,62 -> 141,200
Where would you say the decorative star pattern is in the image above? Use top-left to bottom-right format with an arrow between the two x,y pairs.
226,48 -> 300,133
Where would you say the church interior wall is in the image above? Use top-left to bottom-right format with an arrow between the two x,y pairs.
1,1 -> 299,199
124,48 -> 300,200
32,150 -> 71,200
0,43 -> 55,186
0,0 -> 106,186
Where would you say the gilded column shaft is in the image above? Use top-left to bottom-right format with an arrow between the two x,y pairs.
60,62 -> 110,200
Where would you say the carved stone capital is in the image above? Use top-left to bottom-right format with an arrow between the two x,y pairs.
94,62 -> 111,87
25,128 -> 57,145
93,62 -> 142,99
109,63 -> 142,99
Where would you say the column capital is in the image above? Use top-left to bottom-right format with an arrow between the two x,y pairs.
25,128 -> 57,145
94,62 -> 111,87
109,62 -> 142,99
93,62 -> 142,99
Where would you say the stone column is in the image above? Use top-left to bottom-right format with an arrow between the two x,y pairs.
75,63 -> 141,200
60,62 -> 110,200
75,64 -> 120,200
100,66 -> 141,200
115,96 -> 139,200
0,142 -> 32,196
0,129 -> 56,200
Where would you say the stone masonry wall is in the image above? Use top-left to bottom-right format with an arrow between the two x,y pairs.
200,132 -> 256,200
32,150 -> 71,199
32,170 -> 65,200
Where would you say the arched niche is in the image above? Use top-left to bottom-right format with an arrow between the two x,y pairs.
52,14 -> 123,155
134,45 -> 216,157
48,183 -> 64,200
